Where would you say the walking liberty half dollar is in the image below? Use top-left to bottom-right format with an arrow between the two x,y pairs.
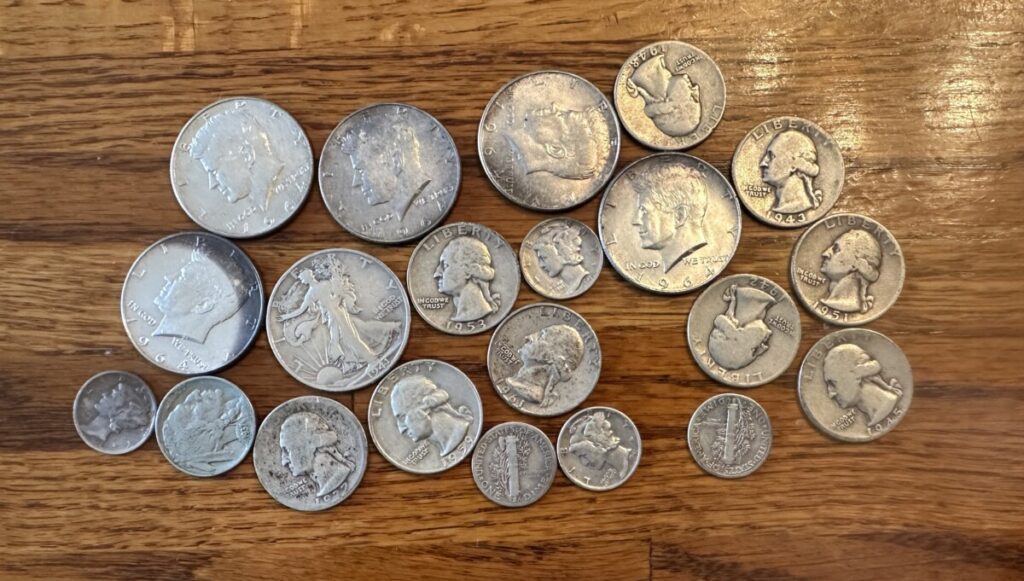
472,422 -> 556,508
320,103 -> 460,244
267,249 -> 410,392
687,393 -> 772,478
557,407 -> 641,492
253,396 -> 368,511
520,217 -> 603,300
478,70 -> 620,211
798,329 -> 912,442
368,359 -> 483,474
170,97 -> 313,238
73,371 -> 156,455
599,153 -> 741,294
121,232 -> 264,375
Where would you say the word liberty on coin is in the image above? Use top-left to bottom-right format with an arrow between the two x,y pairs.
557,406 -> 641,492
687,393 -> 772,478
73,371 -> 156,455
472,422 -> 556,508
519,217 -> 603,300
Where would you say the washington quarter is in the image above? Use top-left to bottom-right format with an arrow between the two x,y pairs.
520,217 -> 603,300
472,422 -> 556,508
73,371 -> 156,455
557,406 -> 641,491
687,393 -> 772,478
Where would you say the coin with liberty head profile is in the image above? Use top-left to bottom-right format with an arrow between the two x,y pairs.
73,371 -> 156,455
557,406 -> 641,491
520,217 -> 603,300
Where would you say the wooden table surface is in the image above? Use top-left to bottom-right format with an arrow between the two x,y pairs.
2,1 -> 1022,579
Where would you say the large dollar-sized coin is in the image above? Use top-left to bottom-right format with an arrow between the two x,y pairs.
790,213 -> 905,326
266,249 -> 410,392
519,217 -> 603,300
73,371 -> 156,455
478,70 -> 620,211
407,222 -> 520,335
687,393 -> 772,479
368,359 -> 483,474
319,103 -> 460,244
170,97 -> 313,238
798,328 -> 912,442
556,406 -> 641,491
121,232 -> 264,375
471,422 -> 556,508
598,153 -> 741,294
253,396 -> 368,511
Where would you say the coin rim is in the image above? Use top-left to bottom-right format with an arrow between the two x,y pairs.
556,405 -> 642,492
686,392 -> 772,479
471,421 -> 556,508
519,217 -> 604,300
73,370 -> 156,455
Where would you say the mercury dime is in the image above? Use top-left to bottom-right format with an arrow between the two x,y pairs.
472,422 -> 556,508
319,103 -> 460,243
73,371 -> 156,455
557,406 -> 641,491
478,70 -> 620,211
170,97 -> 313,238
790,213 -> 905,325
520,218 -> 603,300
266,249 -> 410,392
598,153 -> 741,294
687,393 -> 772,478
121,232 -> 264,375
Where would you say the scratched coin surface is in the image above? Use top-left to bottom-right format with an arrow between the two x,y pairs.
598,152 -> 741,294
368,359 -> 483,474
320,103 -> 461,243
73,371 -> 156,455
798,328 -> 913,442
687,393 -> 772,478
478,70 -> 620,211
170,97 -> 313,238
121,232 -> 264,375
471,422 -> 556,508
790,213 -> 905,326
556,406 -> 641,492
520,217 -> 603,300
266,249 -> 410,392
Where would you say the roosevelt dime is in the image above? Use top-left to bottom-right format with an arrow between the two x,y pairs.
73,371 -> 156,455
520,217 -> 603,300
472,422 -> 556,508
687,393 -> 772,478
557,406 -> 641,491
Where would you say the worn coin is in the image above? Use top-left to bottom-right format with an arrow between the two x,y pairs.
557,406 -> 641,491
471,422 -> 556,508
478,70 -> 620,211
687,393 -> 772,478
73,371 -> 156,455
520,217 -> 603,300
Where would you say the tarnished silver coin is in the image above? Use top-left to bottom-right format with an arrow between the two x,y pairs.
471,422 -> 556,508
368,359 -> 483,474
790,213 -> 905,326
687,274 -> 801,388
266,249 -> 410,392
557,406 -> 641,491
798,328 -> 912,442
487,303 -> 601,417
407,222 -> 520,335
478,70 -> 620,211
520,218 -> 603,300
319,103 -> 460,244
732,117 -> 844,228
613,41 -> 726,151
598,153 -> 741,294
170,97 -> 313,238
73,371 -> 156,455
155,376 -> 256,477
121,232 -> 264,375
687,393 -> 772,478
253,396 -> 368,511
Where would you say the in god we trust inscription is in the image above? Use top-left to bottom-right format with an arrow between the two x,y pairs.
557,406 -> 641,492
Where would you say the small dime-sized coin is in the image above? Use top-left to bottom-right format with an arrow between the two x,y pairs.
798,328 -> 912,442
73,371 -> 156,455
472,422 -> 556,508
599,152 -> 741,294
319,103 -> 461,244
687,393 -> 772,478
253,396 -> 368,511
557,406 -> 641,491
732,117 -> 844,228
170,97 -> 313,238
613,41 -> 726,151
687,274 -> 801,388
368,359 -> 483,474
267,249 -> 410,392
478,70 -> 620,211
155,376 -> 256,477
790,213 -> 905,326
121,232 -> 264,375
407,222 -> 520,335
487,303 -> 601,417
520,218 -> 603,300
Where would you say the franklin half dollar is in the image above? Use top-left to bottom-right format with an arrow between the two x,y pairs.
520,217 -> 603,300
687,393 -> 772,478
472,422 -> 556,508
73,371 -> 156,455
557,406 -> 641,491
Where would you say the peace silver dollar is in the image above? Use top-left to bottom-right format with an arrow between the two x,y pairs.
557,406 -> 641,492
471,422 -> 556,508
73,371 -> 156,455
520,217 -> 603,300
687,393 -> 772,478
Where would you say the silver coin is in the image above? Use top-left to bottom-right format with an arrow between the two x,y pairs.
73,371 -> 156,455
687,274 -> 801,388
798,328 -> 912,442
471,422 -> 556,508
556,406 -> 641,491
687,393 -> 772,478
368,359 -> 483,474
520,218 -> 603,300
487,303 -> 601,417
266,249 -> 410,392
613,41 -> 726,151
155,376 -> 256,477
478,70 -> 620,211
253,395 -> 368,511
407,222 -> 520,335
598,152 -> 741,294
121,232 -> 264,375
790,213 -> 905,326
319,103 -> 460,244
170,97 -> 313,238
